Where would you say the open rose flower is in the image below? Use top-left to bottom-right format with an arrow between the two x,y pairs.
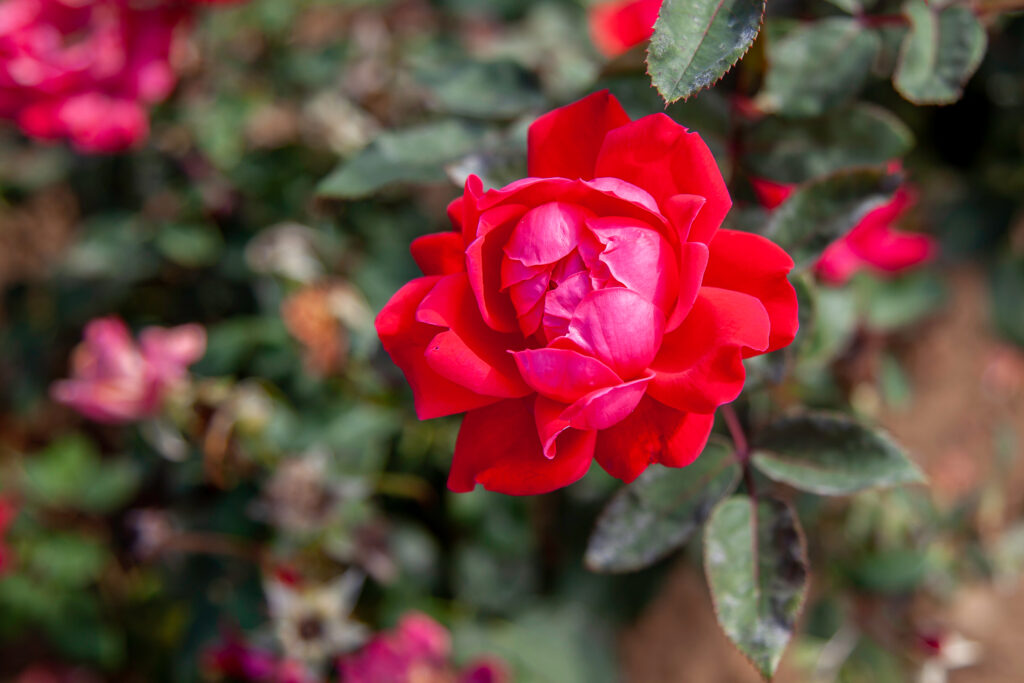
752,177 -> 937,285
337,612 -> 507,683
51,317 -> 206,423
376,91 -> 798,495
589,0 -> 662,57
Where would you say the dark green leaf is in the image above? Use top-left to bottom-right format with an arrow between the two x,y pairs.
766,167 -> 900,268
746,104 -> 914,184
752,413 -> 925,495
317,121 -> 484,199
759,18 -> 880,117
155,222 -> 224,268
420,61 -> 545,119
647,0 -> 766,104
704,496 -> 809,679
21,436 -> 139,513
23,533 -> 108,588
893,0 -> 987,105
585,439 -> 741,573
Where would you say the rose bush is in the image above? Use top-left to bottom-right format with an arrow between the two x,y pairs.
589,0 -> 661,57
51,317 -> 206,423
376,91 -> 799,495
752,178 -> 937,284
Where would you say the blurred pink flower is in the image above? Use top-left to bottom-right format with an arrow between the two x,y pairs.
51,317 -> 206,423
337,612 -> 509,683
751,177 -> 937,285
0,0 -> 241,152
203,633 -> 315,683
0,497 -> 16,575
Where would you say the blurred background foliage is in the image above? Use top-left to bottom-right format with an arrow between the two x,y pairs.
0,0 -> 1023,681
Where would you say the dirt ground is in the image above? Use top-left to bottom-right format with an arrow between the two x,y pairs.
619,268 -> 1024,682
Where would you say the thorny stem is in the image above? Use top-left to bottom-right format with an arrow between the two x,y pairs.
723,404 -> 758,499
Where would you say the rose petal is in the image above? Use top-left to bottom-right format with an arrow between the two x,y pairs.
648,287 -> 770,413
594,114 -> 731,244
448,398 -> 596,495
588,217 -> 678,312
513,347 -> 622,403
504,202 -> 589,267
376,277 -> 499,419
411,232 -> 465,276
588,0 -> 662,57
593,396 -> 715,482
561,371 -> 653,431
565,288 -> 665,379
416,274 -> 530,398
543,271 -> 594,340
466,204 -> 529,333
702,229 -> 798,353
527,90 -> 631,180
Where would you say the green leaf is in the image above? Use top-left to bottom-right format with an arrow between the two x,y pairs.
420,61 -> 545,119
316,120 -> 484,199
746,104 -> 914,184
766,167 -> 899,268
23,533 -> 109,588
585,439 -> 741,573
893,0 -> 987,105
704,496 -> 809,679
155,222 -> 224,268
759,18 -> 880,117
647,0 -> 766,104
21,436 -> 139,513
751,413 -> 925,495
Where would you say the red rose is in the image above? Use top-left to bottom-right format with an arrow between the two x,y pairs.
589,0 -> 662,58
751,177 -> 937,285
376,91 -> 799,495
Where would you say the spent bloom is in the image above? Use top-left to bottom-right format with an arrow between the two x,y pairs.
337,612 -> 508,683
376,91 -> 798,495
52,317 -> 206,423
752,177 -> 937,285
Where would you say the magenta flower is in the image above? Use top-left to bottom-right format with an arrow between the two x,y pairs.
0,497 -> 16,575
51,317 -> 206,423
337,612 -> 509,683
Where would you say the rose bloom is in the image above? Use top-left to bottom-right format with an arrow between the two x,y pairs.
751,177 -> 937,285
337,612 -> 507,683
51,317 -> 206,423
589,0 -> 662,57
376,91 -> 798,495
0,0 -> 243,152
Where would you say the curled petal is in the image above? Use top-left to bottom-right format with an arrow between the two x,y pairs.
448,398 -> 595,495
513,347 -> 621,404
505,202 -> 589,267
466,205 -> 528,333
561,371 -> 653,431
527,90 -> 631,181
417,274 -> 530,398
648,287 -> 770,413
588,217 -> 679,312
411,232 -> 465,276
702,229 -> 798,353
565,288 -> 665,379
376,277 -> 499,419
593,396 -> 715,483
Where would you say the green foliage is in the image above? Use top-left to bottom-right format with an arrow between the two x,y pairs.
704,496 -> 809,679
766,167 -> 900,268
751,413 -> 925,495
894,0 -> 987,105
991,254 -> 1024,348
317,120 -> 485,199
759,18 -> 880,117
21,436 -> 139,514
746,105 -> 914,184
584,439 -> 740,573
647,0 -> 766,104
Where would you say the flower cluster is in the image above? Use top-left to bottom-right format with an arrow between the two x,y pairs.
377,91 -> 798,495
0,0 -> 242,152
752,178 -> 937,284
51,317 -> 206,423
337,613 -> 507,683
